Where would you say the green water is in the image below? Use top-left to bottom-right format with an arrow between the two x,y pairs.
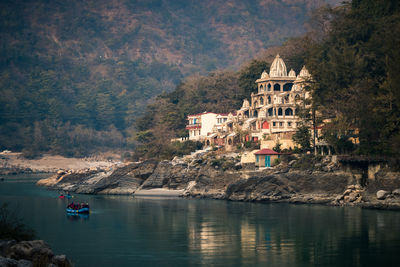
1,174 -> 400,267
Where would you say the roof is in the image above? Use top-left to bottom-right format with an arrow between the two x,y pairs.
187,112 -> 217,118
254,149 -> 281,155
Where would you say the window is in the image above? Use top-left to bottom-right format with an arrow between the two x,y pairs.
274,84 -> 281,91
279,122 -> 283,127
256,155 -> 259,162
278,108 -> 283,116
260,97 -> 264,105
268,96 -> 271,104
283,83 -> 293,91
268,83 -> 272,91
285,108 -> 293,116
260,85 -> 263,92
288,122 -> 292,127
273,122 -> 276,127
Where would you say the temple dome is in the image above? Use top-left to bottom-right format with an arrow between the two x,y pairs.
288,69 -> 296,77
299,65 -> 310,77
269,54 -> 287,77
260,70 -> 269,79
241,99 -> 250,109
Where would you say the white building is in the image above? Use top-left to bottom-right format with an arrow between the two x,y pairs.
186,112 -> 222,141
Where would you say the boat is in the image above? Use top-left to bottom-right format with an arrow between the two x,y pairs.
59,193 -> 72,199
66,202 -> 90,214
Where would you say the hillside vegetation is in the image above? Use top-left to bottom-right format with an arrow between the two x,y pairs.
0,0 -> 338,156
135,0 -> 400,160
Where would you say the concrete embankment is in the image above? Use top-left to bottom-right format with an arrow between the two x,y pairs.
36,151 -> 400,210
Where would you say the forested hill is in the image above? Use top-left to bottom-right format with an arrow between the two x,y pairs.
134,0 -> 400,160
0,0 -> 339,156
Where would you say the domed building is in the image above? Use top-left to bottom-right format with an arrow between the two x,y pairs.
241,54 -> 310,149
185,54 -> 311,151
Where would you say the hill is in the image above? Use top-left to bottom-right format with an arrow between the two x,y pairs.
0,0 -> 339,156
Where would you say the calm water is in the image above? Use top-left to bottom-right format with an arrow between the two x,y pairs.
1,174 -> 400,267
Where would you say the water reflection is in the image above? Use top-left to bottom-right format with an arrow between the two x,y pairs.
1,176 -> 400,267
66,213 -> 90,221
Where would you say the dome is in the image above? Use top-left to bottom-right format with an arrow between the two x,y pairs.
288,69 -> 296,77
241,99 -> 250,109
260,70 -> 269,79
269,54 -> 287,77
299,65 -> 310,77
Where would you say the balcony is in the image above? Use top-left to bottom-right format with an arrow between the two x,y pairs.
186,123 -> 201,129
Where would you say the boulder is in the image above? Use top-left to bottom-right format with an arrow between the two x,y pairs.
392,188 -> 400,196
376,190 -> 390,200
348,192 -> 359,202
0,256 -> 18,267
7,240 -> 53,263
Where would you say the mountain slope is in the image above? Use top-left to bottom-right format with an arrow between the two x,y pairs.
0,0 -> 339,155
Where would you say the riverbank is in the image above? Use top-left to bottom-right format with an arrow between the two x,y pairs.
35,150 -> 400,210
0,239 -> 72,266
0,152 -> 121,175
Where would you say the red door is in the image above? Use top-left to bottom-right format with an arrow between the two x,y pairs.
262,121 -> 270,129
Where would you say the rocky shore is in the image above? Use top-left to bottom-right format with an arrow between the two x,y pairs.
0,239 -> 71,267
36,150 -> 400,210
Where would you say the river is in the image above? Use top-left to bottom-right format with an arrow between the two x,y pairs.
1,174 -> 400,267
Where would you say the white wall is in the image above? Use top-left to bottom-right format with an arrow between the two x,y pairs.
200,113 -> 218,137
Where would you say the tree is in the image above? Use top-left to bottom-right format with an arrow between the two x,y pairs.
293,125 -> 311,152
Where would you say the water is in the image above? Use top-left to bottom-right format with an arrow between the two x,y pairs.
1,174 -> 400,267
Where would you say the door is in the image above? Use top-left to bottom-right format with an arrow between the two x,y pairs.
265,156 -> 271,167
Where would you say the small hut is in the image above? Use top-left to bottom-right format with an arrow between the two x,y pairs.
254,149 -> 281,167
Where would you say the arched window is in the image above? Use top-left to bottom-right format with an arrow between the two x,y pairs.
274,84 -> 281,91
260,84 -> 263,92
260,97 -> 264,105
262,121 -> 269,129
253,110 -> 258,118
283,83 -> 293,91
278,108 -> 283,116
228,139 -> 232,145
284,95 -> 289,103
267,83 -> 272,91
285,108 -> 293,116
268,108 -> 273,116
268,96 -> 271,104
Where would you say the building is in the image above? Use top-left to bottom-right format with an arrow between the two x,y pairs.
254,149 -> 282,167
186,112 -> 228,141
185,54 -> 311,150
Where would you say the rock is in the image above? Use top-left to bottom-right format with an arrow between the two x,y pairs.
377,190 -> 390,200
288,160 -> 297,167
348,192 -> 359,202
52,254 -> 71,266
17,259 -> 32,267
392,188 -> 400,196
7,240 -> 53,263
347,185 -> 356,190
0,256 -> 18,266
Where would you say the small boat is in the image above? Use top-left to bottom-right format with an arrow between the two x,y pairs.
59,194 -> 65,199
66,202 -> 90,214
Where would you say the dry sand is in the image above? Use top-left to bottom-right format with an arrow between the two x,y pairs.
0,152 -> 120,172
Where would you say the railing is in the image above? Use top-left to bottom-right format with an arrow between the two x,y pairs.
186,123 -> 201,128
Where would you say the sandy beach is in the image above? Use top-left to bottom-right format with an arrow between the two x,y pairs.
134,188 -> 185,197
0,152 -> 120,173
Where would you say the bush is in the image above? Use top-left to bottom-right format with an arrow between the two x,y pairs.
0,203 -> 36,241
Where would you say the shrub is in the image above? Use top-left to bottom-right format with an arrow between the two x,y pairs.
0,203 -> 36,241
